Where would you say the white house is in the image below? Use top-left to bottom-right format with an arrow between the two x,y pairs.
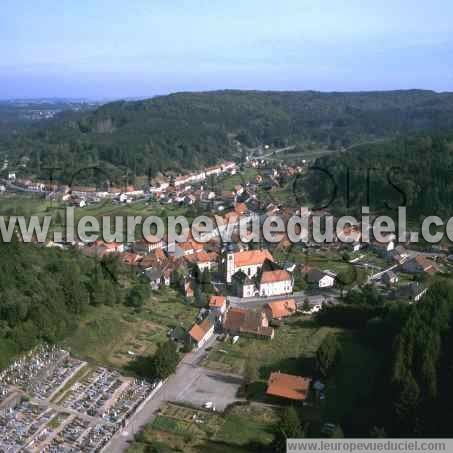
259,270 -> 293,297
306,269 -> 335,288
189,318 -> 215,349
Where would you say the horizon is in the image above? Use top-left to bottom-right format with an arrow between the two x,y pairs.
1,87 -> 452,103
2,0 -> 452,99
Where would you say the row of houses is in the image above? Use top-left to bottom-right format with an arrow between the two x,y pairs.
150,161 -> 237,192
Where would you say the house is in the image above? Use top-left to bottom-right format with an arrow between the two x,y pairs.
133,235 -> 165,254
188,317 -> 215,349
143,267 -> 171,290
396,282 -> 428,302
402,256 -> 437,274
119,252 -> 143,266
382,270 -> 399,286
223,308 -> 274,339
231,271 -> 257,298
306,269 -> 335,288
209,295 -> 227,315
264,299 -> 297,320
185,250 -> 218,272
259,269 -> 293,297
266,372 -> 311,402
172,240 -> 204,258
91,240 -> 125,255
225,249 -> 274,283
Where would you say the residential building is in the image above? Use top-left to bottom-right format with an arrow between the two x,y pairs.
143,267 -> 171,290
223,308 -> 274,339
264,299 -> 297,320
185,250 -> 218,272
209,295 -> 227,314
259,269 -> 293,297
133,235 -> 165,254
306,269 -> 335,288
266,372 -> 311,402
188,318 -> 215,349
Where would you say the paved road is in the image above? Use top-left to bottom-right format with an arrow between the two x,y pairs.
228,289 -> 341,310
107,335 -> 241,453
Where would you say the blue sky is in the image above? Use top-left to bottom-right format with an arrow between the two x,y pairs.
1,0 -> 452,99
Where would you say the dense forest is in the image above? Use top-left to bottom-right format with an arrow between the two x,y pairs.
300,133 -> 453,219
316,281 -> 453,437
0,239 -> 128,369
2,89 -> 453,184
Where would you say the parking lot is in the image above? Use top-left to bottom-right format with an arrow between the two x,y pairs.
177,368 -> 243,411
0,345 -> 160,453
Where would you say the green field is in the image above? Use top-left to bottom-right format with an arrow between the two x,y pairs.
63,288 -> 197,371
127,402 -> 278,453
203,316 -> 341,378
217,168 -> 258,191
0,193 -> 59,217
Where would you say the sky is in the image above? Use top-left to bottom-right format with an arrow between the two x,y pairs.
1,0 -> 452,99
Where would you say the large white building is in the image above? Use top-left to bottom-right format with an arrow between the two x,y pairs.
225,249 -> 274,283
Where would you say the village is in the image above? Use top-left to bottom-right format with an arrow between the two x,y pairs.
0,155 -> 450,451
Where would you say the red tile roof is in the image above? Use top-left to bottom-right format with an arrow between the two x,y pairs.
265,299 -> 297,319
234,249 -> 274,268
189,318 -> 213,343
209,295 -> 226,308
266,372 -> 311,401
260,269 -> 291,284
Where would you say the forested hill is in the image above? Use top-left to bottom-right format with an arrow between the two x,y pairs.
2,89 -> 453,183
301,133 -> 453,219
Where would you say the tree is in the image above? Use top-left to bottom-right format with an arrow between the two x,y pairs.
151,341 -> 179,379
302,298 -> 311,313
316,334 -> 339,378
201,268 -> 213,294
126,283 -> 150,309
336,267 -> 356,298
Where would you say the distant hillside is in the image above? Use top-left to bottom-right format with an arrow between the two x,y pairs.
301,133 -> 453,219
2,89 -> 453,184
